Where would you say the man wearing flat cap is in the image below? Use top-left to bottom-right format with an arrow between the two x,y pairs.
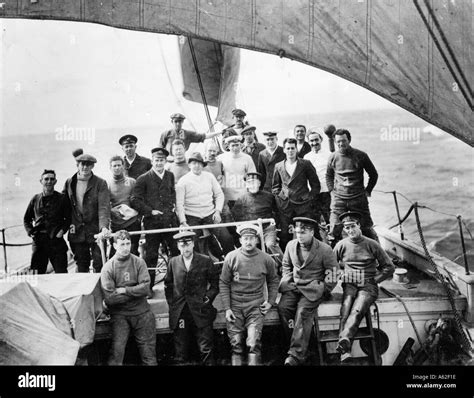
63,149 -> 111,272
241,125 -> 266,168
231,172 -> 283,270
165,230 -> 220,365
230,109 -> 249,135
278,217 -> 338,366
119,134 -> 152,180
159,113 -> 222,157
219,223 -> 279,366
131,147 -> 179,290
333,211 -> 394,362
257,131 -> 286,192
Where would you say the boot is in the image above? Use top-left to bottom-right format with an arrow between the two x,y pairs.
248,353 -> 261,366
231,354 -> 244,366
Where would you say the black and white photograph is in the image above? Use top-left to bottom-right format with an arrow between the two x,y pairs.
0,0 -> 473,395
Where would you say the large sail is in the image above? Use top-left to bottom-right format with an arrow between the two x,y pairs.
1,0 -> 472,145
179,38 -> 240,126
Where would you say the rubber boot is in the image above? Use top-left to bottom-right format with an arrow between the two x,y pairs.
339,293 -> 356,337
248,353 -> 261,366
231,354 -> 244,366
340,294 -> 373,341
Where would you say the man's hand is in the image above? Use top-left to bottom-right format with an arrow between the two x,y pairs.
115,287 -> 126,294
212,210 -> 222,224
260,301 -> 272,315
151,210 -> 163,216
225,309 -> 236,323
56,230 -> 64,239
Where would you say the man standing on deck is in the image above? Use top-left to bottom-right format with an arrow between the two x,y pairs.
159,113 -> 222,157
229,108 -> 249,135
304,128 -> 332,224
24,169 -> 71,274
333,211 -> 394,362
131,147 -> 179,289
272,138 -> 321,248
241,125 -> 266,168
101,230 -> 157,365
257,131 -> 286,192
165,139 -> 190,183
165,231 -> 220,365
119,134 -> 152,180
326,129 -> 379,246
278,217 -> 338,366
294,125 -> 311,158
63,150 -> 111,273
219,224 -> 279,366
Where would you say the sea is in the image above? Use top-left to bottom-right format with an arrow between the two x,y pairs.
1,107 -> 473,271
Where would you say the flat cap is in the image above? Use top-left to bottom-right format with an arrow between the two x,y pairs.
173,230 -> 196,242
170,113 -> 186,120
244,171 -> 262,181
263,131 -> 278,137
232,109 -> 246,117
119,134 -> 138,145
339,211 -> 362,224
293,217 -> 318,228
76,153 -> 97,163
236,223 -> 260,236
225,135 -> 243,144
151,147 -> 170,157
241,125 -> 257,135
187,152 -> 207,167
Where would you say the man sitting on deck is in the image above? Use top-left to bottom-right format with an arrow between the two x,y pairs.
100,230 -> 157,366
333,211 -> 394,362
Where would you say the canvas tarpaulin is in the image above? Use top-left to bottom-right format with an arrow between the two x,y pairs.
0,0 -> 472,145
0,281 -> 80,365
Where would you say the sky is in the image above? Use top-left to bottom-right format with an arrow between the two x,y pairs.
0,18 -> 397,137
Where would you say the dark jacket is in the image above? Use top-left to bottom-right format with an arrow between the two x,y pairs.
23,191 -> 71,239
231,190 -> 279,226
124,154 -> 152,180
63,173 -> 111,243
297,141 -> 311,158
131,169 -> 177,228
257,146 -> 286,191
164,252 -> 220,329
242,142 -> 266,168
280,238 -> 338,301
272,159 -> 320,207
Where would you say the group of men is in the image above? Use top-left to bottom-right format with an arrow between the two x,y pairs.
23,108 -> 393,365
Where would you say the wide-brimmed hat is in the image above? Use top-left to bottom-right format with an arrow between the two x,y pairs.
187,152 -> 207,167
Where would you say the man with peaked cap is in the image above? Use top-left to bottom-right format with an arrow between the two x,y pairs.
63,149 -> 111,272
219,223 -> 279,366
164,230 -> 220,365
119,134 -> 152,180
131,147 -> 179,291
230,108 -> 249,135
231,172 -> 283,271
333,211 -> 394,362
159,113 -> 222,157
257,131 -> 286,192
278,217 -> 338,366
241,125 -> 266,168
272,137 -> 321,249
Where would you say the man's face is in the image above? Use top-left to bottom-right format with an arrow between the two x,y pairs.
246,178 -> 261,194
151,155 -> 166,172
178,240 -> 194,258
114,238 -> 131,257
284,143 -> 297,161
242,132 -> 255,145
294,127 -> 306,142
78,161 -> 94,176
173,144 -> 185,161
265,136 -> 277,150
229,142 -> 241,155
189,160 -> 203,175
172,119 -> 183,131
343,222 -> 362,240
294,224 -> 314,245
335,134 -> 351,154
40,173 -> 56,191
308,133 -> 322,152
240,234 -> 258,252
122,143 -> 136,158
206,146 -> 218,161
110,160 -> 124,177
234,115 -> 245,127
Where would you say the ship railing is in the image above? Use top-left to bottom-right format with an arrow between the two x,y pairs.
0,224 -> 32,274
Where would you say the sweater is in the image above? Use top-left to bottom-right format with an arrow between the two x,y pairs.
100,253 -> 151,316
304,149 -> 331,192
76,174 -> 91,214
108,175 -> 137,229
176,171 -> 224,223
217,151 -> 256,201
165,160 -> 190,183
204,160 -> 224,184
219,248 -> 279,310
